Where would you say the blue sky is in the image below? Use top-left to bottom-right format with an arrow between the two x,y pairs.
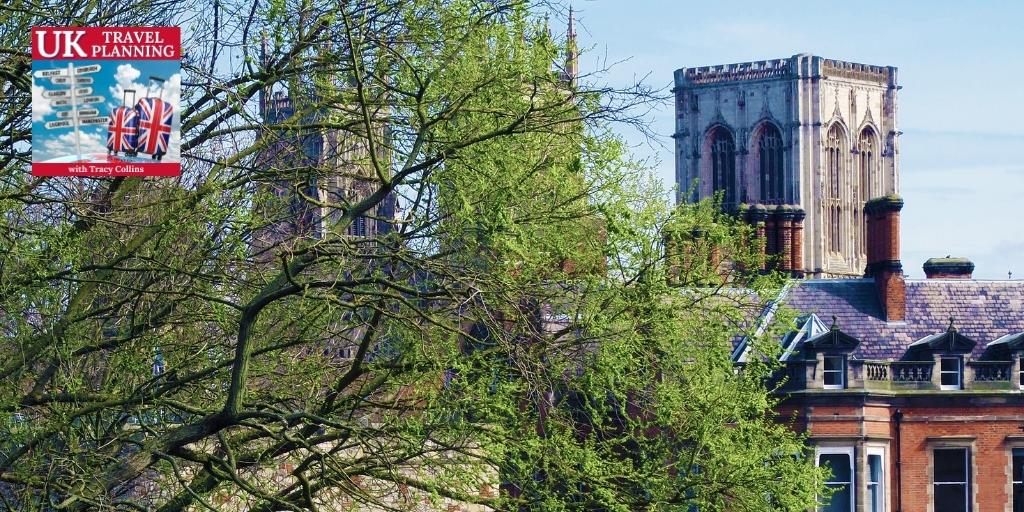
567,0 -> 1023,279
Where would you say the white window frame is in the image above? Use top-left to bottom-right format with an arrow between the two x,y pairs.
939,357 -> 962,390
816,446 -> 855,512
932,447 -> 971,512
866,446 -> 886,512
823,355 -> 846,389
1019,356 -> 1023,390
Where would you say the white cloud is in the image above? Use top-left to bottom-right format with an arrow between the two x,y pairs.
42,129 -> 108,157
161,73 -> 181,111
109,64 -> 180,111
32,83 -> 53,122
113,63 -> 141,86
165,131 -> 180,162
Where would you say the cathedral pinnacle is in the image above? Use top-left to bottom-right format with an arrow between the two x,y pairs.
564,5 -> 578,86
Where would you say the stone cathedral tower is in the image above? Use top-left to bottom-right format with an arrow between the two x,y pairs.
251,34 -> 398,262
673,54 -> 900,278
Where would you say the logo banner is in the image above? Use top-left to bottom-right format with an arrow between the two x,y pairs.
31,27 -> 181,177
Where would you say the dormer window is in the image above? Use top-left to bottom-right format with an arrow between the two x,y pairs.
908,318 -> 976,391
823,355 -> 847,389
939,357 -> 962,390
985,332 -> 1024,389
802,317 -> 860,391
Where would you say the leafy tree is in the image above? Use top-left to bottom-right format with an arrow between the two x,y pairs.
0,0 -> 824,510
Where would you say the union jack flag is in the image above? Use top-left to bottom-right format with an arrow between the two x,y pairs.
107,106 -> 138,154
136,97 -> 173,156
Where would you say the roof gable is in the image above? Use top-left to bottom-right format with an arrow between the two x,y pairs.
804,318 -> 861,351
986,331 -> 1024,353
908,319 -> 977,353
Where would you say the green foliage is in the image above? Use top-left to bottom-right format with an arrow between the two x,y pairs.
0,0 -> 824,510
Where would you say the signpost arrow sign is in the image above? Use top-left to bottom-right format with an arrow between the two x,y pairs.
41,88 -> 93,99
44,120 -> 74,129
57,108 -> 100,119
51,76 -> 93,85
78,117 -> 108,126
34,69 -> 67,78
73,64 -> 102,74
49,96 -> 105,106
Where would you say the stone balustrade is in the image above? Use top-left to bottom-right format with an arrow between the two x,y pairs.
789,359 -> 1021,391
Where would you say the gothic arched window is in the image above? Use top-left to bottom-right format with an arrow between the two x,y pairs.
825,124 -> 846,254
758,124 -> 785,203
708,127 -> 737,206
856,128 -> 876,256
857,128 -> 876,202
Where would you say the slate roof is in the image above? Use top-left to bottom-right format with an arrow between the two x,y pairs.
782,279 -> 1024,360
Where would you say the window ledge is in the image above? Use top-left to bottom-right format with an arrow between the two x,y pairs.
925,435 -> 976,443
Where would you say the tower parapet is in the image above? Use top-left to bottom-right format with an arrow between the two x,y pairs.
821,59 -> 895,86
675,58 -> 791,87
674,56 -> 896,89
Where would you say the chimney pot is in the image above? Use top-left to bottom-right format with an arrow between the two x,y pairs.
923,257 -> 974,279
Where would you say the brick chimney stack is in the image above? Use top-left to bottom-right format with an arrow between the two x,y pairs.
764,208 -> 777,260
865,195 -> 905,321
776,206 -> 794,273
923,257 -> 975,279
748,205 -> 768,268
790,208 -> 805,277
742,204 -> 804,275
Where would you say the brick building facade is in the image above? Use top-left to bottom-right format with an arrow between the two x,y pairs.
723,161 -> 1024,512
680,55 -> 1024,511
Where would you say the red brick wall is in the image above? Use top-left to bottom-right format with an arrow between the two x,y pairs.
784,401 -> 1023,512
876,269 -> 907,321
896,409 -> 1018,512
923,271 -> 972,280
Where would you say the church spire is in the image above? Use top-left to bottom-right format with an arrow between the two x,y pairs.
564,6 -> 577,86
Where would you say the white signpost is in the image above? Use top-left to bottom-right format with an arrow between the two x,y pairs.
57,108 -> 99,119
50,76 -> 93,85
34,68 -> 67,78
44,120 -> 74,129
36,63 -> 105,161
73,64 -> 101,74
